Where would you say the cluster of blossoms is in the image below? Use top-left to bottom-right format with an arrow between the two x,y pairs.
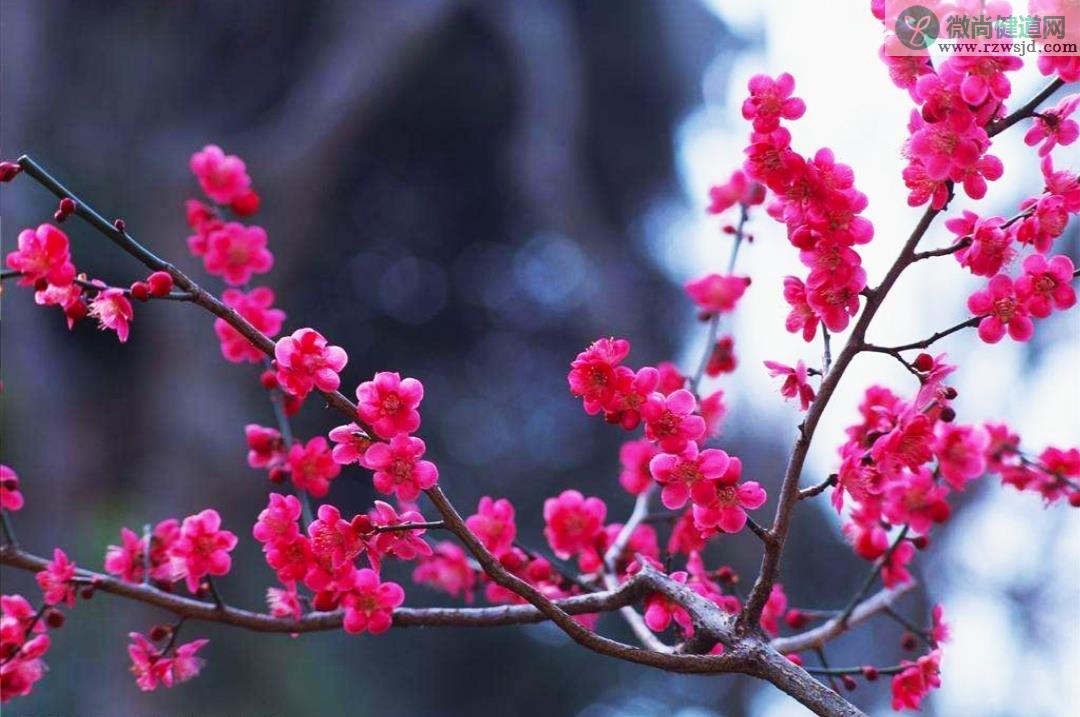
740,73 -> 875,344
1,594 -> 55,702
565,337 -> 770,637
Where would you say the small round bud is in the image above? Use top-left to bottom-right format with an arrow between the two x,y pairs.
1068,492 -> 1080,508
350,515 -> 373,534
499,550 -> 525,572
861,665 -> 879,681
715,566 -> 734,582
901,632 -> 918,651
912,535 -> 930,550
697,310 -> 714,322
268,467 -> 287,484
80,587 -> 95,600
58,197 -> 77,216
312,591 -> 338,612
33,277 -> 49,292
149,624 -> 171,641
283,394 -> 302,417
722,224 -> 736,235
0,161 -> 22,182
229,189 -> 261,217
54,209 -> 66,223
196,582 -> 210,598
44,608 -> 65,629
259,371 -> 279,390
939,406 -> 956,423
913,353 -> 934,372
841,675 -> 858,691
784,609 -> 807,630
146,271 -> 174,297
129,282 -> 150,302
786,653 -> 803,666
113,218 -> 126,232
65,300 -> 89,323
943,387 -> 958,399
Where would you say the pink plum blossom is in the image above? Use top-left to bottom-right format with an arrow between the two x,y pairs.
362,433 -> 439,501
355,371 -> 424,439
274,328 -> 348,399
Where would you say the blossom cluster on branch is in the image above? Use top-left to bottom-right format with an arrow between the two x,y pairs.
1,5 -> 1078,714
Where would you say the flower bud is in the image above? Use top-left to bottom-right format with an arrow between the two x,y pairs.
901,632 -> 918,651
0,161 -> 22,182
44,608 -> 65,629
149,624 -> 171,641
939,406 -> 956,423
80,587 -> 95,600
268,467 -> 287,484
786,653 -> 803,666
58,197 -> 77,217
260,371 -> 279,390
913,353 -> 934,372
1068,492 -> 1080,508
784,609 -> 807,629
861,665 -> 879,681
841,675 -> 858,691
129,282 -> 150,302
113,218 -> 126,233
146,271 -> 174,297
912,535 -> 930,550
229,189 -> 261,217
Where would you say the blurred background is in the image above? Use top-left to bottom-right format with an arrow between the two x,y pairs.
1,1 -> 1077,715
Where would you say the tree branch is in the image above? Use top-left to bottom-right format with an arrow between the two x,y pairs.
986,77 -> 1065,137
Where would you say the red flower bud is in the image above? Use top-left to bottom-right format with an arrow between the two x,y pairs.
65,300 -> 89,323
268,467 -> 288,484
351,515 -> 373,534
129,282 -> 150,302
54,209 -> 67,223
786,653 -> 803,666
841,675 -> 858,691
58,197 -> 77,216
33,277 -> 49,292
861,665 -> 879,681
229,189 -> 261,217
146,271 -> 174,297
80,587 -> 95,600
1068,492 -> 1080,508
913,353 -> 934,372
44,608 -> 65,629
784,609 -> 808,629
149,624 -> 171,641
912,535 -> 931,550
901,632 -> 918,651
113,218 -> 126,233
939,406 -> 956,423
312,590 -> 339,612
0,161 -> 22,182
259,370 -> 279,390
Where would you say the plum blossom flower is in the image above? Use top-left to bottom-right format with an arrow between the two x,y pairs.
5,224 -> 76,288
355,372 -> 424,439
764,360 -> 815,411
308,504 -> 365,569
543,490 -> 606,561
366,501 -> 433,568
1,594 -> 51,702
127,632 -> 209,691
341,569 -> 404,635
189,144 -> 252,205
266,586 -> 302,622
202,222 -> 273,286
567,337 -> 631,415
882,467 -> 951,535
891,649 -> 942,711
706,336 -> 737,376
0,465 -> 24,512
684,274 -> 751,315
643,572 -> 693,634
741,73 -> 806,132
328,423 -> 373,465
36,549 -> 76,607
34,281 -> 86,329
649,443 -> 732,510
362,433 -> 438,501
169,638 -> 210,685
274,328 -> 348,399
1016,253 -> 1076,319
605,366 -> 660,430
760,584 -> 788,637
88,286 -> 134,342
783,276 -> 819,341
934,423 -> 989,491
967,274 -> 1035,343
245,424 -> 286,471
1024,93 -> 1080,156
465,497 -> 517,555
699,389 -> 727,438
881,540 -> 916,588
412,541 -> 477,602
931,604 -> 950,646
170,509 -> 238,593
618,439 -> 658,495
104,520 -> 179,585
946,211 -> 1012,277
707,169 -> 765,214
872,414 -> 935,480
641,389 -> 705,453
252,493 -> 303,547
690,457 -> 767,534
286,437 -> 341,498
214,288 -> 285,363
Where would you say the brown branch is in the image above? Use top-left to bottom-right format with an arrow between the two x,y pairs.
862,316 -> 981,355
798,474 -> 836,501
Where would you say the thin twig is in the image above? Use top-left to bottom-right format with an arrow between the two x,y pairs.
838,526 -> 910,626
798,475 -> 836,501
